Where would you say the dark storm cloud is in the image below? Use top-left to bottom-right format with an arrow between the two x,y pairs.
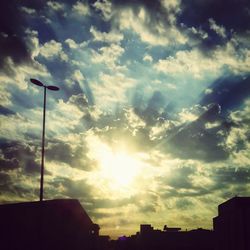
0,0 -> 41,68
138,91 -> 167,126
46,142 -> 72,164
180,0 -> 250,33
0,139 -> 40,173
0,0 -> 29,67
200,75 -> 250,112
156,164 -> 205,199
165,165 -> 195,189
162,104 -> 230,162
50,177 -> 133,217
213,167 -> 250,188
0,106 -> 16,116
159,163 -> 250,200
179,0 -> 250,49
46,139 -> 97,171
91,109 -> 153,153
0,157 -> 19,171
51,177 -> 93,200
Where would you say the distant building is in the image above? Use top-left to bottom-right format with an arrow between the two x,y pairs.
116,224 -> 214,250
140,224 -> 154,235
213,196 -> 250,250
0,199 -> 101,250
163,224 -> 181,232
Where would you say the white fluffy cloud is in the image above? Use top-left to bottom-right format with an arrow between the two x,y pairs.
154,40 -> 250,79
47,1 -> 65,11
91,72 -> 136,108
0,57 -> 49,90
116,7 -> 187,46
65,70 -> 85,87
91,43 -> 125,69
65,38 -> 88,49
155,49 -> 218,79
143,54 -> 153,63
39,40 -> 68,61
90,26 -> 123,43
93,0 -> 112,21
93,0 -> 186,46
72,1 -> 90,16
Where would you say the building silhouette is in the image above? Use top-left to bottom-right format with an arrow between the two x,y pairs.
213,196 -> 250,250
0,196 -> 249,250
0,199 -> 102,250
114,224 -> 214,250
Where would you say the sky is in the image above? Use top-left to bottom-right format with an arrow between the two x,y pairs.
0,0 -> 250,238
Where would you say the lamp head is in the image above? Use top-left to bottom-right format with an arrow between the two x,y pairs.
30,78 -> 44,87
47,85 -> 60,91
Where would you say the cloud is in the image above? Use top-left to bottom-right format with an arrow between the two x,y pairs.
0,27 -> 49,97
143,54 -> 153,63
90,26 -> 123,43
0,140 -> 40,173
93,0 -> 186,46
179,0 -> 250,34
0,56 -> 49,90
177,105 -> 205,123
65,69 -> 86,87
200,75 -> 250,111
39,40 -> 68,61
154,40 -> 250,79
72,1 -> 90,16
92,0 -> 113,21
115,6 -> 186,46
0,27 -> 49,89
20,6 -> 36,15
160,104 -> 230,162
91,43 -> 125,69
0,1 -> 29,68
209,18 -> 226,38
175,198 -> 194,210
65,38 -> 79,49
64,38 -> 88,51
0,106 -> 16,116
45,97 -> 85,134
221,99 -> 250,167
91,72 -> 136,108
155,49 -> 220,79
47,1 -> 65,11
45,139 -> 96,171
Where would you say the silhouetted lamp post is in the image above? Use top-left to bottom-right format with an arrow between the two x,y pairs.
30,78 -> 60,201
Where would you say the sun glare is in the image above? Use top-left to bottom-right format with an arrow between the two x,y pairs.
99,150 -> 141,187
87,135 -> 143,193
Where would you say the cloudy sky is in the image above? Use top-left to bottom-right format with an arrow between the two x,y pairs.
1,0 -> 250,238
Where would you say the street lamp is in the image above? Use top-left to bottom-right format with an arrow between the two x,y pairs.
30,78 -> 60,201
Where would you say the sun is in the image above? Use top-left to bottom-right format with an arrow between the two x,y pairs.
98,150 -> 141,187
86,135 -> 146,196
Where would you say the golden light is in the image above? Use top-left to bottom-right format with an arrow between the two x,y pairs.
87,135 -> 143,194
98,150 -> 141,187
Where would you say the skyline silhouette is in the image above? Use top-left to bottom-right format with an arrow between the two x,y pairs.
0,196 -> 249,250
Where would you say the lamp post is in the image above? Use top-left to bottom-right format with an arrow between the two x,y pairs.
30,78 -> 60,201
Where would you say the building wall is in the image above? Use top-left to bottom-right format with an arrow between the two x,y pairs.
213,197 -> 250,250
